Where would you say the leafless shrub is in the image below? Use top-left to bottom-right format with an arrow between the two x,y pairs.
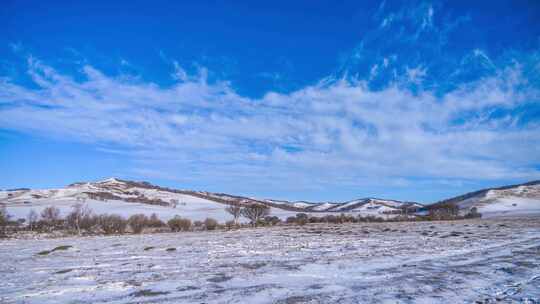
339,213 -> 356,223
0,205 -> 10,236
204,218 -> 218,230
225,220 -> 236,229
465,207 -> 482,219
264,216 -> 281,225
79,214 -> 99,231
285,216 -> 296,224
324,215 -> 338,223
427,203 -> 460,220
309,216 -> 322,223
41,206 -> 61,223
167,216 -> 191,232
27,209 -> 38,231
98,214 -> 127,234
128,214 -> 149,234
66,204 -> 93,234
295,213 -> 309,226
147,213 -> 166,227
39,206 -> 63,231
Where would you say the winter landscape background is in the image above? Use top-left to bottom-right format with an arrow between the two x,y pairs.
1,0 -> 540,303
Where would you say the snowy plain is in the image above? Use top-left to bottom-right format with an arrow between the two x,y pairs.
1,218 -> 539,303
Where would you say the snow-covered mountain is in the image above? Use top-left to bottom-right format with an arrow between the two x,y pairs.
429,181 -> 540,218
264,197 -> 422,214
0,178 -> 422,220
1,178 -> 539,221
0,178 -> 298,222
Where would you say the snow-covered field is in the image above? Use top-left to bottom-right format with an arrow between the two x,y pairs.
475,197 -> 540,219
1,217 -> 539,303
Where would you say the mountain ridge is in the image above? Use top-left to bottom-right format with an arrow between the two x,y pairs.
2,178 -> 540,219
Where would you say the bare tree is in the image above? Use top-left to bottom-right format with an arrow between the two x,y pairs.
225,205 -> 242,224
27,209 -> 38,231
465,207 -> 482,219
41,206 -> 61,229
428,203 -> 459,220
66,203 -> 92,235
241,204 -> 270,226
0,205 -> 10,236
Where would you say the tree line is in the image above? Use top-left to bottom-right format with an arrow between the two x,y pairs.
0,202 -> 480,238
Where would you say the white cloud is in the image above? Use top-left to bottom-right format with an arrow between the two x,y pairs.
422,5 -> 434,30
172,60 -> 188,82
8,42 -> 23,53
382,57 -> 390,68
369,64 -> 379,80
380,14 -> 394,28
0,57 -> 539,192
405,66 -> 427,84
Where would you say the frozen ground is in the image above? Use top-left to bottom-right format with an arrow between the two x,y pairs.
1,218 -> 539,303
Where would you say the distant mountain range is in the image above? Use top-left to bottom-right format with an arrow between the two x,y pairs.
1,178 -> 539,220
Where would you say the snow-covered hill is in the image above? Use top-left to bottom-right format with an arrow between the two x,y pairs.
430,181 -> 540,218
0,178 -> 421,221
0,178 -> 297,222
2,178 -> 538,221
265,197 -> 422,215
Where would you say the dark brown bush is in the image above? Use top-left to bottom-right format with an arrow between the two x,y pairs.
98,214 -> 127,234
264,216 -> 281,225
128,214 -> 149,234
225,220 -> 236,229
464,207 -> 482,219
79,214 -> 99,232
295,213 -> 308,226
309,216 -> 324,223
167,216 -> 191,232
0,205 -> 10,236
148,213 -> 166,228
285,216 -> 296,224
324,215 -> 338,223
204,218 -> 218,230
427,202 -> 460,220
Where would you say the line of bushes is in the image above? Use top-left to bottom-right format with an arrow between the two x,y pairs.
0,202 -> 481,238
0,204 -> 230,237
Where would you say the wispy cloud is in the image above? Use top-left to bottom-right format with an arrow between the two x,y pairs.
0,54 -> 539,193
2,1 -> 539,199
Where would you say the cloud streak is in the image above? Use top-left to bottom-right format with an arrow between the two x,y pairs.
2,1 -> 540,200
1,55 -> 539,194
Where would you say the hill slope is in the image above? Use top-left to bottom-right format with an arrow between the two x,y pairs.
0,178 -> 295,222
430,181 -> 540,218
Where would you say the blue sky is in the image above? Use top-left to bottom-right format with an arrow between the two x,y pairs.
1,0 -> 540,203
